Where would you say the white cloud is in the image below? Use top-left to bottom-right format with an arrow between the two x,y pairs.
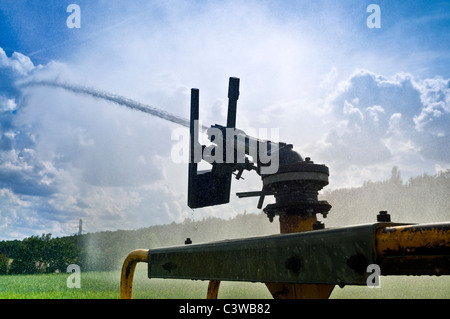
0,49 -> 36,76
0,1 -> 449,239
366,105 -> 384,124
307,69 -> 450,188
0,97 -> 17,112
414,77 -> 450,134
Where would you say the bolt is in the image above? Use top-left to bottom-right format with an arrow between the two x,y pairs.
162,261 -> 176,272
285,255 -> 301,273
347,253 -> 369,274
266,211 -> 275,223
313,220 -> 325,230
377,210 -> 391,222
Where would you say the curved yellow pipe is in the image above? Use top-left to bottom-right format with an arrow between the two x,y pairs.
120,249 -> 149,299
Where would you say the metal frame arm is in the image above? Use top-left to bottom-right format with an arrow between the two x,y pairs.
120,249 -> 149,299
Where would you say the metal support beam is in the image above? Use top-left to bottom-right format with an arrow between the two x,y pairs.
152,223 -> 444,286
118,222 -> 449,298
147,222 -> 449,286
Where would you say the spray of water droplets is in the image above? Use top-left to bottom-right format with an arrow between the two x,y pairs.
20,80 -> 209,131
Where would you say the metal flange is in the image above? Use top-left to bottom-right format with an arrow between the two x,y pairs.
261,158 -> 332,221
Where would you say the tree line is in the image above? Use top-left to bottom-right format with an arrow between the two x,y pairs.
1,167 -> 449,274
323,167 -> 450,227
0,234 -> 79,274
0,212 -> 279,274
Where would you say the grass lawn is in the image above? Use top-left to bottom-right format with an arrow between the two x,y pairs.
1,264 -> 449,299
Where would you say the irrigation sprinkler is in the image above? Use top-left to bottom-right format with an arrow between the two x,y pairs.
120,77 -> 450,299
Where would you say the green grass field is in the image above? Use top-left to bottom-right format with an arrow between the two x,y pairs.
0,264 -> 449,299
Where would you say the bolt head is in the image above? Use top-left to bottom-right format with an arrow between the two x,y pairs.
377,211 -> 391,222
313,221 -> 325,230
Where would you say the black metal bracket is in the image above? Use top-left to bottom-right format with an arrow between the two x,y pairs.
187,78 -> 240,209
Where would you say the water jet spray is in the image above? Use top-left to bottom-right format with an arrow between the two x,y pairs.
19,80 -> 208,131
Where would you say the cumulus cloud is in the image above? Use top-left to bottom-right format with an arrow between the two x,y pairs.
0,49 -> 35,76
0,49 -> 74,238
0,49 -> 54,196
414,77 -> 450,134
0,42 -> 196,239
306,69 -> 450,187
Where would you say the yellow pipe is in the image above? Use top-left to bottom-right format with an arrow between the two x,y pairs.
120,249 -> 149,299
375,223 -> 449,275
206,280 -> 221,299
376,223 -> 449,256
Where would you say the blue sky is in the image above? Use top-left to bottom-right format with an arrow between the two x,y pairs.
1,0 -> 449,76
0,0 -> 449,240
